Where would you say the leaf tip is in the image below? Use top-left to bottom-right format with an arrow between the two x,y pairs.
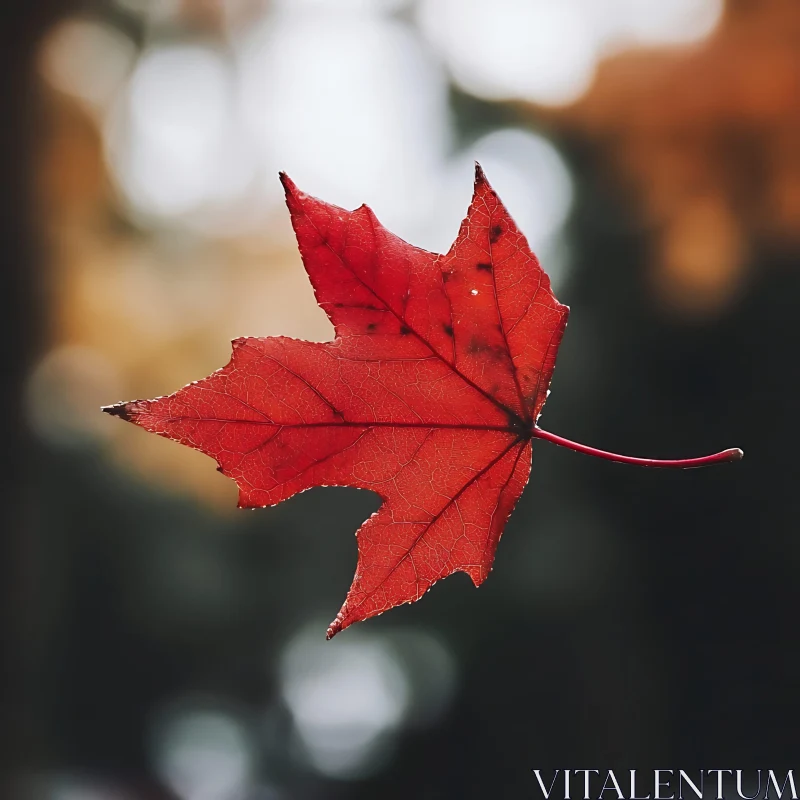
474,161 -> 486,184
326,614 -> 345,640
102,402 -> 133,422
278,170 -> 297,197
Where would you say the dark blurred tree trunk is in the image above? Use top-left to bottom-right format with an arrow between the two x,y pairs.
0,2 -> 73,794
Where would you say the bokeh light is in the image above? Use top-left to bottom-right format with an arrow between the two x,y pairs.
614,0 -> 724,47
26,345 -> 123,449
39,16 -> 136,113
107,43 -> 256,225
418,0 -> 599,106
279,625 -> 410,779
236,2 -> 450,242
417,0 -> 724,106
150,702 -> 256,800
386,629 -> 458,728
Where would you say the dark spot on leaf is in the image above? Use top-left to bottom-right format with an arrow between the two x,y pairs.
367,323 -> 377,332
490,225 -> 502,243
468,338 -> 505,362
443,323 -> 454,337
467,335 -> 489,355
476,262 -> 492,272
491,345 -> 507,362
400,326 -> 411,335
442,270 -> 451,283
333,302 -> 345,308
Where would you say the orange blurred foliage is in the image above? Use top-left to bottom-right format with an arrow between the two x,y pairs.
549,0 -> 800,315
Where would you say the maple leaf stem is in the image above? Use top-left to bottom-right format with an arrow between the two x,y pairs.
532,426 -> 743,469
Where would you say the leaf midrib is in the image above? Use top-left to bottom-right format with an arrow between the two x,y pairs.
161,417 -> 521,434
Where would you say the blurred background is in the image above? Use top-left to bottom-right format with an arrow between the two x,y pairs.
1,0 -> 798,797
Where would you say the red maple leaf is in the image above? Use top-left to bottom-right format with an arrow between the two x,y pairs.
104,166 -> 742,637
